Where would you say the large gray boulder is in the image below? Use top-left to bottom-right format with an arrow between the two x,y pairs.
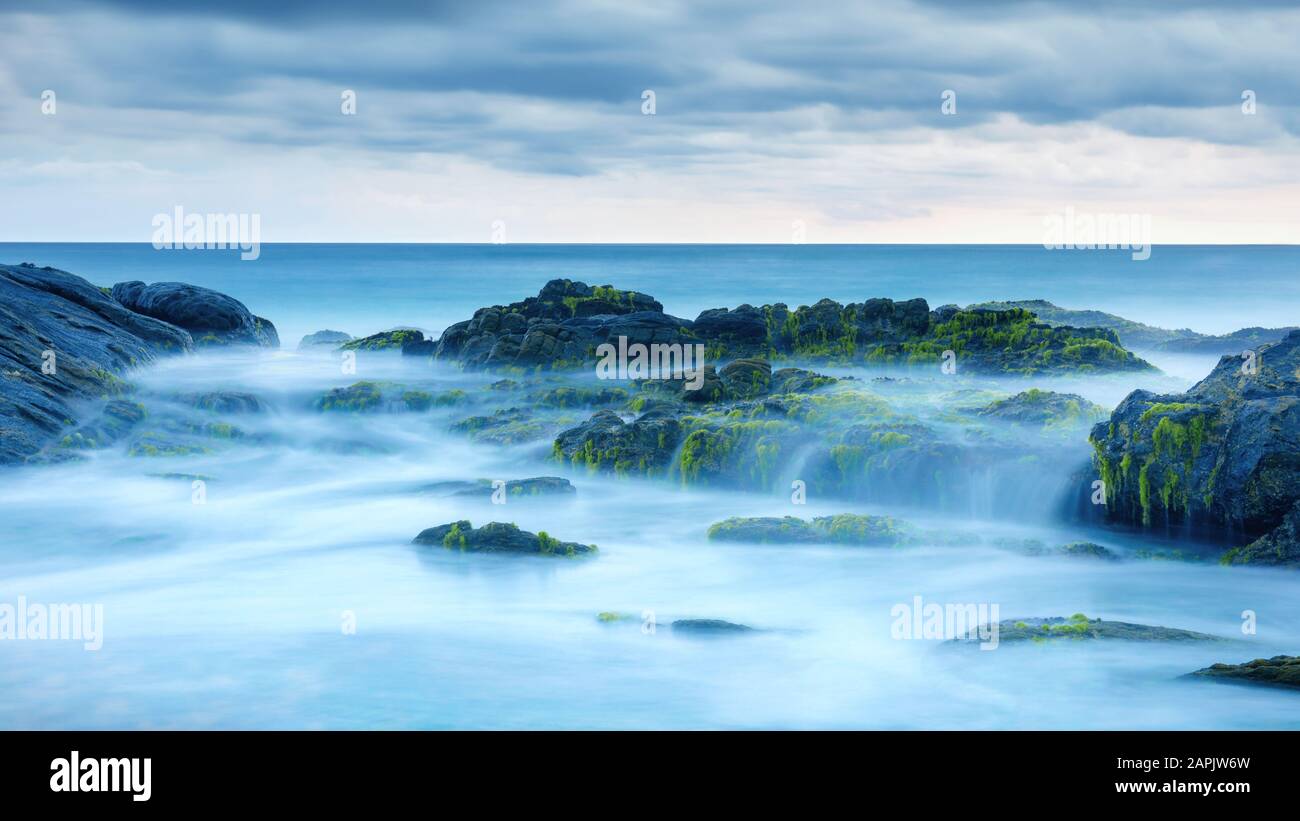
111,280 -> 278,348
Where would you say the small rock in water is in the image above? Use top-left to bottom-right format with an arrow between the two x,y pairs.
412,521 -> 596,557
671,619 -> 756,636
1186,656 -> 1300,690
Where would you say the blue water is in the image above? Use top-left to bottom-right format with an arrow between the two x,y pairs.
2,244 -> 1298,728
3,243 -> 1297,346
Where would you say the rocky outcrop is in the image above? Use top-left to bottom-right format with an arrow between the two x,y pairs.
1155,326 -> 1299,356
298,330 -> 352,349
411,520 -> 596,556
1187,655 -> 1300,690
967,299 -> 1199,350
1089,331 -> 1300,560
111,280 -> 278,348
1,264 -> 194,464
1222,500 -> 1300,568
706,514 -> 911,546
339,328 -> 425,352
671,619 -> 756,635
432,280 -> 1153,375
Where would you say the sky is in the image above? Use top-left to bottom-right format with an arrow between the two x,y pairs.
1,0 -> 1298,243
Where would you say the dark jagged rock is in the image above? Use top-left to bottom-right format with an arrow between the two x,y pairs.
432,280 -> 1153,375
552,409 -> 682,475
418,476 -> 575,498
111,280 -> 278,348
706,514 -> 912,546
1187,655 -> 1300,690
339,328 -> 425,352
314,381 -> 431,413
956,615 -> 1222,644
1090,330 -> 1300,557
1,264 -> 194,464
1155,327 -> 1300,356
411,520 -> 596,556
718,358 -> 771,399
298,329 -> 352,349
671,619 -> 755,635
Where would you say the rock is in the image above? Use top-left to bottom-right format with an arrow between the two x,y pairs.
976,389 -> 1109,432
671,619 -> 756,635
314,381 -> 439,413
1155,327 -> 1300,356
770,367 -> 836,395
1057,541 -> 1121,561
530,385 -> 628,408
418,476 -> 575,498
181,391 -> 265,414
451,407 -> 550,444
339,328 -> 425,351
46,400 -> 148,457
411,520 -> 596,556
298,330 -> 352,349
956,614 -> 1222,644
718,358 -> 772,399
967,299 -> 1200,351
1089,330 -> 1300,553
1222,500 -> 1300,568
706,514 -> 912,546
1,264 -> 193,464
110,280 -> 278,347
552,409 -> 682,474
1187,655 -> 1300,690
432,281 -> 1152,375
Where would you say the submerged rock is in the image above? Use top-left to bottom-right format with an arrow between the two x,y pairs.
412,521 -> 596,556
1187,655 -> 1300,690
706,514 -> 911,546
451,407 -> 551,445
956,614 -> 1222,644
1,264 -> 193,464
671,619 -> 755,635
298,329 -> 353,349
181,391 -> 265,414
976,389 -> 1108,433
111,280 -> 278,348
418,476 -> 575,498
1089,330 -> 1300,562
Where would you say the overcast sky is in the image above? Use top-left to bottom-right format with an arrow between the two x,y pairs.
2,0 -> 1298,243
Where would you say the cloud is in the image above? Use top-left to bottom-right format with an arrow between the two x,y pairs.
0,0 -> 1297,241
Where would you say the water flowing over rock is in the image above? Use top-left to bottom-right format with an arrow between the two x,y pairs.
412,521 -> 596,556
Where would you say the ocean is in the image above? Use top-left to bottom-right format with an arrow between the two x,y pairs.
1,243 -> 1297,729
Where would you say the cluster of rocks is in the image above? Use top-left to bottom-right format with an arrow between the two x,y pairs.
424,279 -> 1153,375
1,264 -> 277,464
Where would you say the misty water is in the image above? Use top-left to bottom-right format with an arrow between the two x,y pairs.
3,340 -> 1299,729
